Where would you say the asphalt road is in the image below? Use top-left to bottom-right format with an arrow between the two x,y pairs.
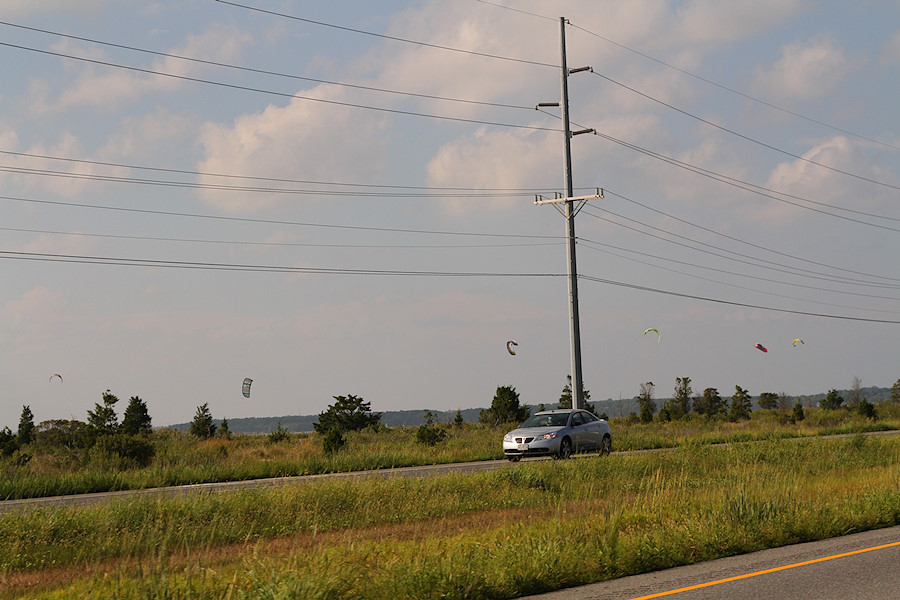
516,525 -> 900,600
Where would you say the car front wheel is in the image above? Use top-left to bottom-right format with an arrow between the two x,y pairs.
556,437 -> 573,460
599,434 -> 612,456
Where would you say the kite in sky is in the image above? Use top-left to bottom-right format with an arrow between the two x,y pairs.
242,378 -> 253,398
643,328 -> 660,342
754,343 -> 768,353
506,340 -> 518,356
49,373 -> 63,382
793,339 -> 804,346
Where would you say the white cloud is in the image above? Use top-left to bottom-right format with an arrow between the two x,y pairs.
196,85 -> 389,213
752,35 -> 856,102
0,286 -> 66,333
425,127 -> 557,215
33,23 -> 253,112
672,0 -> 808,45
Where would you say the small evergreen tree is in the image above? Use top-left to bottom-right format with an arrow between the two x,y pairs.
856,399 -> 877,420
671,377 -> 693,419
217,418 -> 233,439
313,395 -> 381,434
268,422 -> 291,443
728,386 -> 752,421
558,375 -> 593,412
189,403 -> 217,439
17,405 -> 35,445
820,389 -> 844,410
0,427 -> 19,457
479,385 -> 530,426
452,409 -> 464,427
637,382 -> 656,424
416,410 -> 447,446
87,390 -> 120,433
758,392 -> 779,410
121,396 -> 152,436
791,401 -> 805,423
322,426 -> 345,454
891,379 -> 900,404
695,387 -> 726,417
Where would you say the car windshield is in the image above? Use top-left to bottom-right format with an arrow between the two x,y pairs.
520,413 -> 569,428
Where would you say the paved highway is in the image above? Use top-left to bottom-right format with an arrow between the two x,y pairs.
516,525 -> 900,600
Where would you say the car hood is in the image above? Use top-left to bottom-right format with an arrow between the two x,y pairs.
506,426 -> 564,438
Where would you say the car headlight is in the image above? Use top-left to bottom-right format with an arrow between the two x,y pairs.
534,432 -> 558,441
503,433 -> 514,442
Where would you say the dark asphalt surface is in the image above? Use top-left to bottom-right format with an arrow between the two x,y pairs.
516,525 -> 900,600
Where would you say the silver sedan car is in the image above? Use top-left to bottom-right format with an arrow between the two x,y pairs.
503,409 -> 612,461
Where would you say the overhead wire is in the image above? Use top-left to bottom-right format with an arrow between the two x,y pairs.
0,20 -> 534,111
474,0 -> 900,151
0,41 -> 557,133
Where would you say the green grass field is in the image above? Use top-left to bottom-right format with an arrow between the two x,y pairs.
0,406 -> 898,599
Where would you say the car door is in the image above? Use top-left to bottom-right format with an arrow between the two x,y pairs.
580,411 -> 602,450
569,411 -> 587,452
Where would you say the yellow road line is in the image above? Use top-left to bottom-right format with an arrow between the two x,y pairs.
629,540 -> 900,600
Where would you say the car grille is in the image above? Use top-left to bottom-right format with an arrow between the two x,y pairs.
515,437 -> 534,444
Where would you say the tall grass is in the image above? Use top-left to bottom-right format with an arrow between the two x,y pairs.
1,435 -> 898,599
1,406 -> 898,501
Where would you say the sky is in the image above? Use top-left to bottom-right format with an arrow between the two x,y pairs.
2,1 -> 899,429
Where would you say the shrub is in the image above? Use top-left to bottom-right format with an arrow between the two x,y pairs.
416,411 -> 447,446
89,433 -> 155,469
322,426 -> 345,455
268,422 -> 291,444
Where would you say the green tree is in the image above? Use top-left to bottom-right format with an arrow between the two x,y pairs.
121,396 -> 152,436
728,386 -> 752,421
321,426 -> 345,454
820,389 -> 844,410
891,379 -> 900,404
637,382 -> 656,424
758,392 -> 779,410
671,377 -> 693,419
479,385 -> 530,426
313,395 -> 382,435
268,422 -> 291,443
856,399 -> 877,420
217,417 -> 233,440
558,375 -> 593,412
0,427 -> 19,457
87,390 -> 120,433
189,403 -> 217,439
452,409 -> 464,428
17,405 -> 35,446
416,410 -> 447,446
791,401 -> 805,423
695,387 -> 726,417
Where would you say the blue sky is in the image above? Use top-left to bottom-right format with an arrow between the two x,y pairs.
2,1 -> 899,428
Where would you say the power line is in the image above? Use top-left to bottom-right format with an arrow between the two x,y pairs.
472,2 -> 899,151
578,274 -> 900,324
0,225 -> 561,250
586,70 -> 900,192
567,23 -> 900,153
214,0 -> 558,68
580,206 -> 900,290
0,194 -> 560,240
0,249 -> 564,278
0,150 -> 563,195
4,246 -> 895,323
0,20 -> 533,111
578,236 -> 900,305
0,41 -> 557,133
595,187 -> 900,284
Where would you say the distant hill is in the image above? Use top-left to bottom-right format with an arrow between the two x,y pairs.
165,387 -> 894,434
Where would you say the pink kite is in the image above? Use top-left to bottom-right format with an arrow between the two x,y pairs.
754,343 -> 768,353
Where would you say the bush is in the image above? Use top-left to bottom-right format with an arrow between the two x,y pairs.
416,411 -> 447,446
89,433 -> 155,469
268,422 -> 291,444
322,426 -> 345,455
